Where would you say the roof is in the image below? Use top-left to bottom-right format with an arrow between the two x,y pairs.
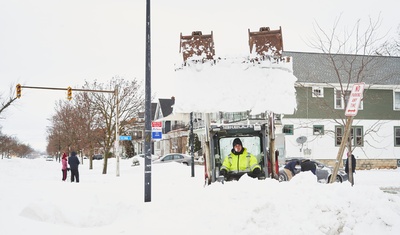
283,51 -> 400,86
151,103 -> 157,120
138,103 -> 158,120
158,97 -> 175,117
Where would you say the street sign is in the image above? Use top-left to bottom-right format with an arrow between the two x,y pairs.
119,135 -> 132,141
151,121 -> 162,129
152,132 -> 162,139
151,121 -> 162,140
345,83 -> 365,117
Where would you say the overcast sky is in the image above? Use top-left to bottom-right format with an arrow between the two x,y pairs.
0,0 -> 398,152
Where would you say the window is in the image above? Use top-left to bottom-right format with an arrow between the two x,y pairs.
335,89 -> 363,110
283,125 -> 294,135
353,126 -> 363,146
174,155 -> 183,160
335,90 -> 349,109
395,127 -> 400,147
312,86 -> 324,97
394,91 -> 400,110
164,155 -> 173,161
313,125 -> 324,135
335,126 -> 363,147
335,126 -> 343,146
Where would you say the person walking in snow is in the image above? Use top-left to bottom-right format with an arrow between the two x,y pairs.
345,152 -> 356,185
345,153 -> 356,174
220,138 -> 261,181
300,159 -> 316,175
61,152 -> 68,181
282,159 -> 300,181
68,151 -> 80,183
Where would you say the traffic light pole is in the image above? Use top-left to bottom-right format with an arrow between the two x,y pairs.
18,85 -> 116,94
15,85 -> 121,177
114,87 -> 120,177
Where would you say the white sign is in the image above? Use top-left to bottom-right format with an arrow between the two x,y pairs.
345,83 -> 365,117
151,121 -> 162,130
151,121 -> 162,140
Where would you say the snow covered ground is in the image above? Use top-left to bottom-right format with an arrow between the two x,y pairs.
1,157 -> 399,235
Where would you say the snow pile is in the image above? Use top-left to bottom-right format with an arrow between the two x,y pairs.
1,157 -> 400,235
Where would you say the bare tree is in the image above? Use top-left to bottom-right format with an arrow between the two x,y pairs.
0,84 -> 18,115
79,77 -> 144,174
0,131 -> 33,159
306,14 -> 395,156
46,77 -> 144,174
47,94 -> 104,163
74,92 -> 103,169
379,24 -> 400,56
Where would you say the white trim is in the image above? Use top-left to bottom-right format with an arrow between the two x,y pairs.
312,86 -> 324,98
334,88 -> 363,110
394,90 -> 400,111
296,82 -> 400,90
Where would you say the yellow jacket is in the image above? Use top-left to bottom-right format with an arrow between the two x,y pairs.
221,148 -> 261,173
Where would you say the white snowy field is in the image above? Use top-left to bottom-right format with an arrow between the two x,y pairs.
1,157 -> 400,235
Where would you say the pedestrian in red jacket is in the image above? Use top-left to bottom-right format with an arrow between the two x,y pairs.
61,152 -> 68,181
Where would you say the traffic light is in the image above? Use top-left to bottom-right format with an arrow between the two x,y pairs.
67,86 -> 72,100
16,84 -> 22,98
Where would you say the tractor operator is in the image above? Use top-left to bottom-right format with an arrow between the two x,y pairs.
220,138 -> 261,181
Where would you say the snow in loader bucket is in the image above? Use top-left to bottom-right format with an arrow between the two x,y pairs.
172,27 -> 297,184
174,27 -> 297,115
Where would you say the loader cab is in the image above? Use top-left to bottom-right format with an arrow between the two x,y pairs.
208,123 -> 269,183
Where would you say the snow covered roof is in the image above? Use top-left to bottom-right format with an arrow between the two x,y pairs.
284,51 -> 400,86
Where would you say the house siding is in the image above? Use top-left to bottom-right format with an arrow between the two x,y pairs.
278,52 -> 400,168
286,86 -> 399,120
281,119 -> 400,163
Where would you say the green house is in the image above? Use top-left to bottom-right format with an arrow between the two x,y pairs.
281,51 -> 400,168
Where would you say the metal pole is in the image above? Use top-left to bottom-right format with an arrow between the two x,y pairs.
144,0 -> 152,202
115,87 -> 120,177
190,112 -> 195,177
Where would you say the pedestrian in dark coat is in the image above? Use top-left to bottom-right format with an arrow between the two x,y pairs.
345,153 -> 356,174
300,159 -> 316,175
68,151 -> 80,183
282,160 -> 300,181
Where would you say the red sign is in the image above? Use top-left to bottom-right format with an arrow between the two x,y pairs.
151,121 -> 162,130
151,121 -> 162,140
345,83 -> 365,117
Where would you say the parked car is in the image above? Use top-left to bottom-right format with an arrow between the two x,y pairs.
279,158 -> 348,183
92,154 -> 103,160
131,154 -> 159,166
152,153 -> 192,166
45,156 -> 54,161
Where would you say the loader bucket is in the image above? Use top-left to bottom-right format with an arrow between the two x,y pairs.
248,27 -> 283,58
180,31 -> 215,62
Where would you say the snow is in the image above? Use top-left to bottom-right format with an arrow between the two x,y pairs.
171,58 -> 297,115
1,157 -> 400,235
